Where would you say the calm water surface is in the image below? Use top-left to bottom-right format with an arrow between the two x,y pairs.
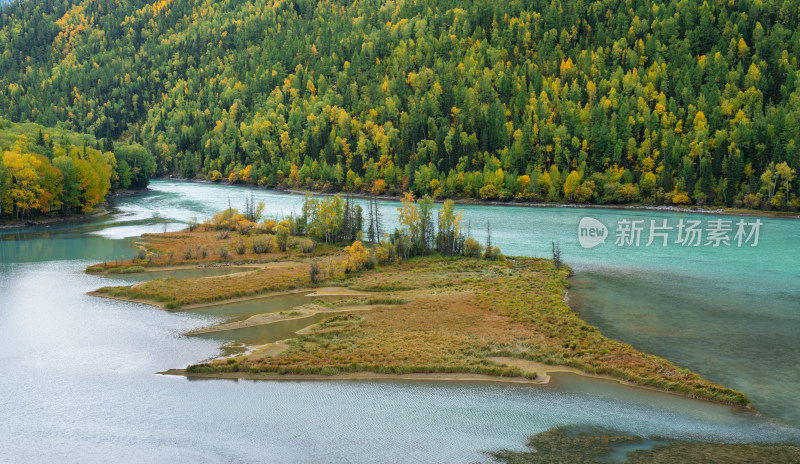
0,180 -> 797,463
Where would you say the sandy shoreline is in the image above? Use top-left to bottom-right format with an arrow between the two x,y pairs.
88,285 -> 366,311
156,359 -> 752,409
160,368 -> 549,384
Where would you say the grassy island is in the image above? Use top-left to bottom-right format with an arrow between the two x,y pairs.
88,195 -> 749,406
489,426 -> 800,463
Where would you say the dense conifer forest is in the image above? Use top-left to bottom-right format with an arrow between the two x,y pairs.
1,0 -> 799,209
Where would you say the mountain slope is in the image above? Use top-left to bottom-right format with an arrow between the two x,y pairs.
1,0 -> 799,208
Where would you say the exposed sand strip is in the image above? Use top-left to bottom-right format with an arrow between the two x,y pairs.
88,286 -> 368,311
186,304 -> 373,335
159,369 -> 549,385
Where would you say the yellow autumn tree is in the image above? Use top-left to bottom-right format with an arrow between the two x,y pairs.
372,178 -> 387,195
563,170 -> 582,201
2,149 -> 44,219
74,157 -> 102,211
397,192 -> 419,238
344,240 -> 368,272
639,171 -> 658,200
775,162 -> 796,208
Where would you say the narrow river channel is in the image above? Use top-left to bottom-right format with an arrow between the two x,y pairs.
0,180 -> 797,462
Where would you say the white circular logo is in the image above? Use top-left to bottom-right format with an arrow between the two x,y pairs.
578,217 -> 608,249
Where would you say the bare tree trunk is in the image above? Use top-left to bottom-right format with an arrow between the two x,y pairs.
367,192 -> 375,243
374,195 -> 382,243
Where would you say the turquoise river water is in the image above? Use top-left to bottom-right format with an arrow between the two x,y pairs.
0,179 -> 798,463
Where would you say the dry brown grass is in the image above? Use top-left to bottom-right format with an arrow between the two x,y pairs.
95,263 -> 311,308
86,229 -> 343,273
89,228 -> 747,404
186,255 -> 748,405
89,229 -> 347,308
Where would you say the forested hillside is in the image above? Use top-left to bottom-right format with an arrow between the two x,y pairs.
1,0 -> 799,209
0,120 -> 155,221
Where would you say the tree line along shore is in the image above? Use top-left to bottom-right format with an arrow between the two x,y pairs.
0,121 -> 155,224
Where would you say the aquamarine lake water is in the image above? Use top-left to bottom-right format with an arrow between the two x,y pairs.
1,180 -> 798,462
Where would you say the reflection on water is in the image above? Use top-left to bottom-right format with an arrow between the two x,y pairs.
89,222 -> 186,239
126,181 -> 800,430
188,293 -> 316,324
0,229 -> 136,263
1,180 -> 799,462
191,311 -> 344,345
549,372 -> 754,427
3,261 -> 790,463
568,270 -> 800,428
